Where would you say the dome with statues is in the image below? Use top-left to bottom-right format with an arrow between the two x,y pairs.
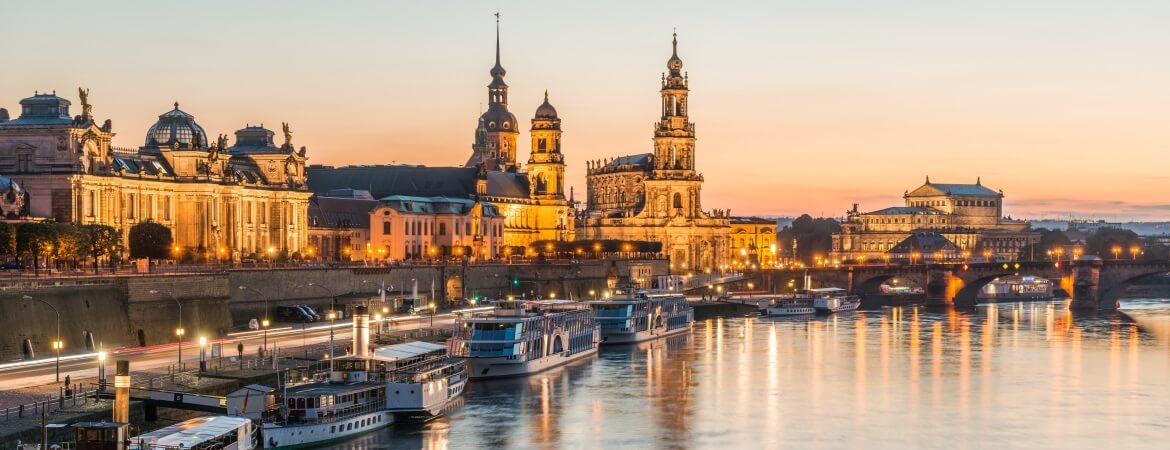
144,102 -> 209,150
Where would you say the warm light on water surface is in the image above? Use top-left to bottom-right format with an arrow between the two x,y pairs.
329,302 -> 1170,449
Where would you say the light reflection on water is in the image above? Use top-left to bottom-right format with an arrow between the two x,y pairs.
329,302 -> 1170,449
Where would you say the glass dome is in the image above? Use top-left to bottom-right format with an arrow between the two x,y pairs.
144,102 -> 208,150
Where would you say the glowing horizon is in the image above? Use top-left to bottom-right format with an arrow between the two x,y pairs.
3,1 -> 1167,221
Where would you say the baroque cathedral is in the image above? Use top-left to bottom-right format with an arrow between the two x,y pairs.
306,18 -> 575,251
577,34 -> 731,271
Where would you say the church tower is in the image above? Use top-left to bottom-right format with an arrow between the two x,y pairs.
527,91 -> 565,199
652,32 -> 697,173
466,14 -> 520,171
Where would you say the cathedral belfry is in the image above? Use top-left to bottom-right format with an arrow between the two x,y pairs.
466,13 -> 520,171
579,32 -> 731,271
527,90 -> 565,199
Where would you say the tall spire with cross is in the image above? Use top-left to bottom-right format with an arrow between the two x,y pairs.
468,11 -> 519,171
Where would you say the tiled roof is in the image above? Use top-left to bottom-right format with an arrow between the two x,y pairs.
889,232 -> 960,254
865,207 -> 943,215
306,164 -> 530,202
309,195 -> 377,229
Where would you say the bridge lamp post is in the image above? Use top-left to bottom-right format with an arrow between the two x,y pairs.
1112,247 -> 1121,260
1130,246 -> 1141,260
23,295 -> 62,382
1073,248 -> 1083,261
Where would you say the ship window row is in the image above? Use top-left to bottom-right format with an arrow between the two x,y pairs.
330,415 -> 383,434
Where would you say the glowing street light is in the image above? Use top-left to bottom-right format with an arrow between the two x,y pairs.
23,295 -> 62,382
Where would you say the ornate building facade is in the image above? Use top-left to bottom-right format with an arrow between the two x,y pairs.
730,216 -> 778,267
309,18 -> 574,250
0,90 -> 312,258
367,195 -> 505,261
577,34 -> 731,271
831,178 -> 1040,262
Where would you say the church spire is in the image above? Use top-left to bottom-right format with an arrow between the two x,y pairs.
491,12 -> 505,79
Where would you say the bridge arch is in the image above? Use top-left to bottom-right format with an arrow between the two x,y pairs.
1097,270 -> 1170,309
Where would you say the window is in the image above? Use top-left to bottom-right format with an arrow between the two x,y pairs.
439,223 -> 447,236
16,154 -> 31,173
382,221 -> 391,235
87,191 -> 96,217
466,222 -> 471,235
673,192 -> 683,208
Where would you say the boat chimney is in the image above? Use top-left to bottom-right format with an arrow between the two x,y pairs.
353,305 -> 370,358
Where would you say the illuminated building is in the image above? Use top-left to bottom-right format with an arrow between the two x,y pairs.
577,33 -> 731,271
832,177 -> 1039,262
0,91 -> 311,258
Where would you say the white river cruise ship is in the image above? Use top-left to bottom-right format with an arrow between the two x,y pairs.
450,300 -> 600,379
587,290 -> 694,344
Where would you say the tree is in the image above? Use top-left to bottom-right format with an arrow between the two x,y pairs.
1085,227 -> 1142,259
0,222 -> 15,257
16,222 -> 56,274
80,224 -> 122,273
128,220 -> 173,262
777,214 -> 841,265
1018,228 -> 1071,261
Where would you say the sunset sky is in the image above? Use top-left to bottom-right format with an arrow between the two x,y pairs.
4,1 -> 1167,220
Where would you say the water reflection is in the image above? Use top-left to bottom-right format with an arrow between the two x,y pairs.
342,302 -> 1170,449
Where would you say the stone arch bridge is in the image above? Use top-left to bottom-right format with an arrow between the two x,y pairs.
752,259 -> 1170,310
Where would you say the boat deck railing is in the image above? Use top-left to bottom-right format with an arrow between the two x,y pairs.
277,399 -> 386,426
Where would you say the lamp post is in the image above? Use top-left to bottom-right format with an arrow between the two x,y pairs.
1112,246 -> 1121,260
24,295 -> 62,382
97,351 -> 107,392
198,336 -> 208,372
1130,246 -> 1141,260
238,286 -> 269,356
148,290 -> 184,370
304,282 -> 337,373
429,302 -> 436,327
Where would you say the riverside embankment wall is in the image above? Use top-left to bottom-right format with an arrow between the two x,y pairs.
0,259 -> 666,361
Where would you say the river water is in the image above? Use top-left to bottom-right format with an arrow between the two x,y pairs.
333,301 -> 1170,449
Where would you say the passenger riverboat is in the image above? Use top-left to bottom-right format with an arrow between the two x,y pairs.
810,288 -> 862,314
450,300 -> 599,379
763,295 -> 817,316
259,306 -> 467,448
587,290 -> 693,344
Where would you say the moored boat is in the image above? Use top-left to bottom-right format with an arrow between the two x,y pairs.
449,300 -> 599,379
258,306 -> 467,448
587,290 -> 694,344
763,295 -> 816,316
810,288 -> 861,313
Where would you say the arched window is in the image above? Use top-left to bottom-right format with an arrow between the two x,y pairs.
382,221 -> 391,235
673,192 -> 683,209
438,223 -> 447,236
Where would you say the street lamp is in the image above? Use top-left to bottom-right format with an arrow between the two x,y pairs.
304,282 -> 337,372
149,289 -> 184,370
429,302 -> 436,327
238,286 -> 270,356
1112,246 -> 1122,260
1130,246 -> 1141,260
24,295 -> 62,382
97,351 -> 107,391
198,336 -> 208,372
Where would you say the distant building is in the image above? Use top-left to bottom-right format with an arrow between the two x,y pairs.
367,195 -> 505,261
307,20 -> 574,249
577,34 -> 731,272
832,178 -> 1039,262
729,217 -> 778,267
307,190 -> 376,261
0,91 -> 311,258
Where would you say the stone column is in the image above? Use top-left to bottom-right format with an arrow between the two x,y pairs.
1071,259 -> 1103,310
